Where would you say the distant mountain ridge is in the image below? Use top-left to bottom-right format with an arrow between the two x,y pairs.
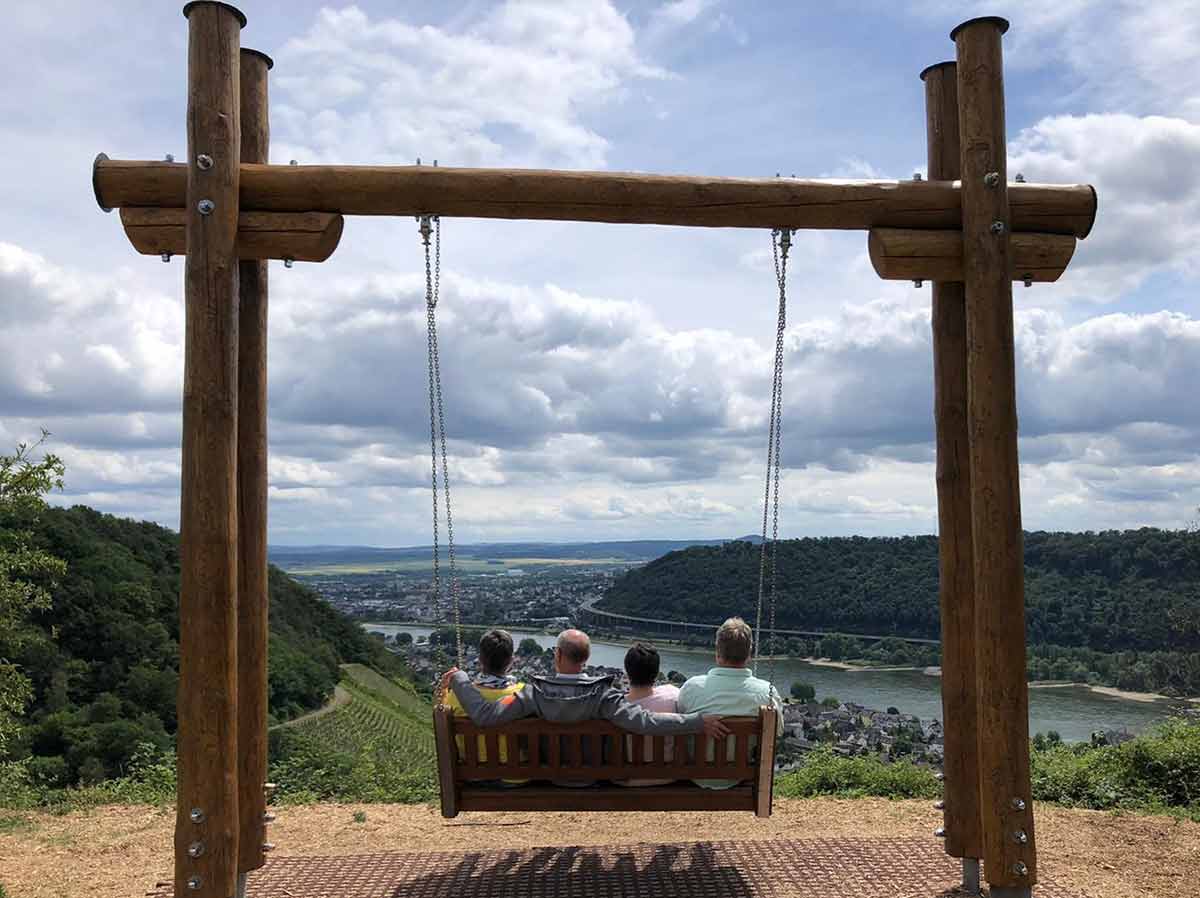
599,530 -> 1200,656
268,536 -> 761,565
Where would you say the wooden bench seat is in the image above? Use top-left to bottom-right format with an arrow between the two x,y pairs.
433,706 -> 778,817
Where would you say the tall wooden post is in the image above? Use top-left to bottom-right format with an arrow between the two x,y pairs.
921,60 -> 984,889
952,17 -> 1036,897
236,46 -> 271,887
176,4 -> 243,898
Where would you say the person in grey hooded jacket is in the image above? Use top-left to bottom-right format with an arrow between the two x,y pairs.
440,629 -> 729,741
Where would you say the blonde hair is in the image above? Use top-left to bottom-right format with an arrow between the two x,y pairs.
716,617 -> 753,665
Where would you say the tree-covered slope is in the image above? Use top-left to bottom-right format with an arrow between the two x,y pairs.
4,505 -> 409,786
601,530 -> 1200,654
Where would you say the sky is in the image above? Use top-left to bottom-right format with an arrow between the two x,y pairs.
1,0 -> 1198,546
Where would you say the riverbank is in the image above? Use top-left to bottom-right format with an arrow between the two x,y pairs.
1029,681 -> 1200,706
2,799 -> 1195,898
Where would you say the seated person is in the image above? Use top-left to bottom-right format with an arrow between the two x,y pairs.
677,616 -> 784,789
441,628 -> 527,785
441,629 -> 727,785
617,642 -> 679,787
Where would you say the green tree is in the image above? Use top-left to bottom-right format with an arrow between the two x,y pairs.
0,434 -> 66,755
790,681 -> 816,701
517,637 -> 542,657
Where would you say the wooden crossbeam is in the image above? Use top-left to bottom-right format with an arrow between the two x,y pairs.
120,208 -> 343,262
868,228 -> 1075,282
93,156 -> 1097,236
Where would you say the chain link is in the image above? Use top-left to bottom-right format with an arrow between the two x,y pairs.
423,214 -> 464,669
754,228 -> 790,683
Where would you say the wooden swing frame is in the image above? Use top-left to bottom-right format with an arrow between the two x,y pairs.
91,5 -> 1096,897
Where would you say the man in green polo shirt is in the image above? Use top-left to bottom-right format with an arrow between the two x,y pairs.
677,616 -> 785,789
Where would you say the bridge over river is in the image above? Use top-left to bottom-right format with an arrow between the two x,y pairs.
576,596 -> 940,646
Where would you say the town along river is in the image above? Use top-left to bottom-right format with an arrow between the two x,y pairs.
366,623 -> 1187,744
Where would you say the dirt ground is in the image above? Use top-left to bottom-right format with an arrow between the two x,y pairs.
1,799 -> 1196,898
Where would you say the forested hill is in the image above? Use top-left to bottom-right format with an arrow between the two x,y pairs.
601,530 -> 1200,654
7,505 -> 407,787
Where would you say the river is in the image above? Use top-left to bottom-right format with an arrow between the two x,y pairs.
364,623 -> 1186,744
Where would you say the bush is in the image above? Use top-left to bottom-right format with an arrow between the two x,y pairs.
1030,718 -> 1200,819
776,748 -> 941,800
820,696 -> 840,709
517,638 -> 542,657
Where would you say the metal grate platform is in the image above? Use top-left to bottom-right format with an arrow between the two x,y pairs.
151,838 -> 1083,898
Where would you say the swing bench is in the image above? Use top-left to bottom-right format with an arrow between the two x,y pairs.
433,705 -> 779,817
423,216 -> 792,819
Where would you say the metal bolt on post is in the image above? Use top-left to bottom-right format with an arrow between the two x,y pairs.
189,808 -> 205,824
197,199 -> 214,215
196,154 -> 213,170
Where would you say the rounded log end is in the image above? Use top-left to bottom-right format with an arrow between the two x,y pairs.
182,1 -> 247,28
318,215 -> 346,262
919,61 -> 956,82
949,16 -> 1010,41
866,229 -> 887,279
1081,184 -> 1098,240
242,48 -> 274,70
92,153 -> 112,213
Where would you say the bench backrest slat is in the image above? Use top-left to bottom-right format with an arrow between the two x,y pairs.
440,711 -> 768,782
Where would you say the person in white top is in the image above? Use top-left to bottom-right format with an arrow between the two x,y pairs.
618,642 -> 679,787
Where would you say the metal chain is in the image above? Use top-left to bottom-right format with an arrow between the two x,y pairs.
422,213 -> 464,668
754,228 -> 790,683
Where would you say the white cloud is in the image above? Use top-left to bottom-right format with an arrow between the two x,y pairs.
273,2 -> 667,169
912,1 -> 1200,120
1009,113 -> 1200,298
6,232 -> 1198,543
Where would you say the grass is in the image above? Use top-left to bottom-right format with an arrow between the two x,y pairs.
0,813 -> 35,834
775,750 -> 941,800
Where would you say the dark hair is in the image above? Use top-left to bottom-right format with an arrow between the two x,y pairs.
624,642 -> 661,688
478,628 -> 514,675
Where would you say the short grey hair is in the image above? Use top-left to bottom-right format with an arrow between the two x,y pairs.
556,628 -> 591,664
716,617 -> 753,665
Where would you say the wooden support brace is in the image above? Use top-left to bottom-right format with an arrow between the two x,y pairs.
92,156 -> 1098,237
868,228 -> 1075,283
953,16 -> 1037,894
235,45 -> 270,880
175,3 -> 244,898
120,207 -> 344,262
922,59 -> 985,865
